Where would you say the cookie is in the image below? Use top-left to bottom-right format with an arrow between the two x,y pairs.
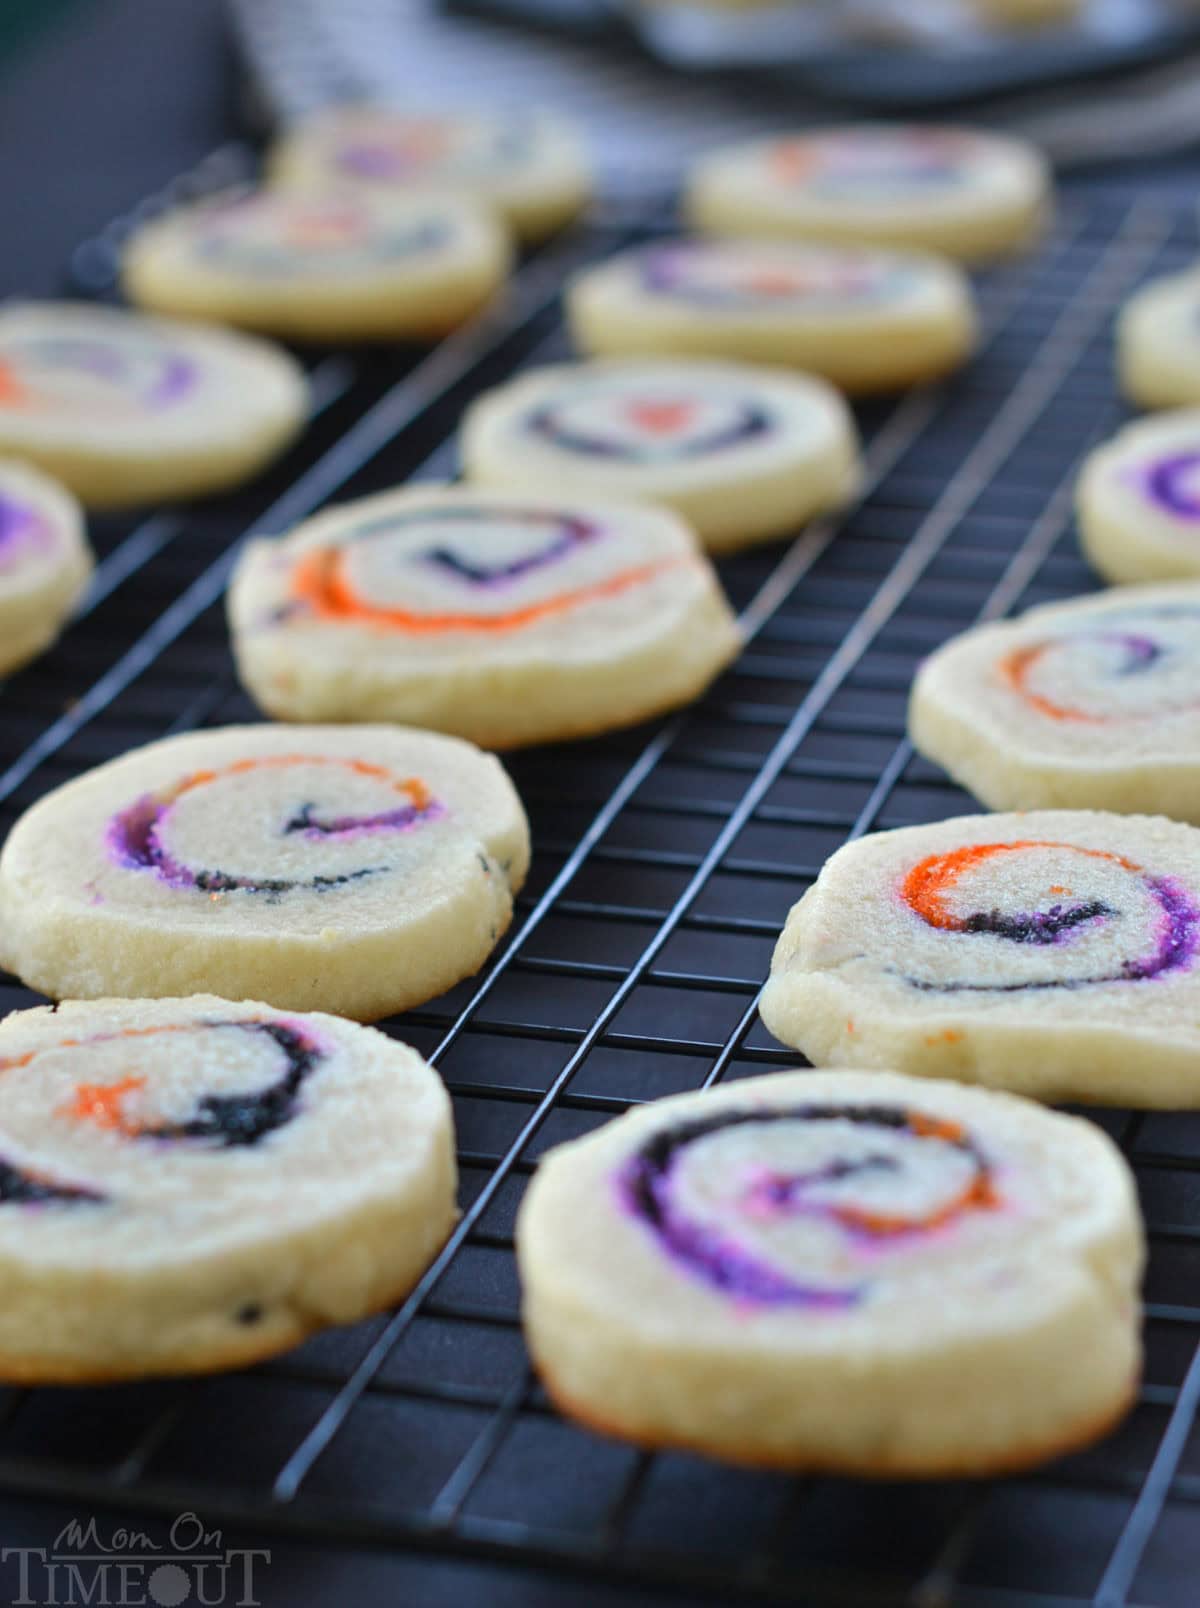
269,107 -> 591,244
0,460 -> 94,676
1077,412 -> 1200,584
460,360 -> 861,554
1118,268 -> 1200,410
0,994 -> 456,1381
228,484 -> 741,747
566,241 -> 977,394
517,1067 -> 1141,1475
909,585 -> 1200,821
0,301 -> 308,508
761,809 -> 1200,1106
686,126 -> 1050,264
122,185 -> 511,342
0,723 -> 530,1021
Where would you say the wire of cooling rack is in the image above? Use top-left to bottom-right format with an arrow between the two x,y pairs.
0,183 -> 1199,1608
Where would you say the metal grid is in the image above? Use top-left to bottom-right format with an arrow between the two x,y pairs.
0,180 -> 1199,1607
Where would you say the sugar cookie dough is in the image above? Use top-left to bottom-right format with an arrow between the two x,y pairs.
687,126 -> 1049,264
0,460 -> 93,676
0,995 -> 456,1381
461,360 -> 861,553
761,809 -> 1200,1106
1077,412 -> 1200,584
228,484 -> 741,746
0,723 -> 530,1021
909,585 -> 1200,821
122,186 -> 511,342
566,241 -> 977,394
269,107 -> 590,243
1118,268 -> 1200,410
518,1067 -> 1141,1474
0,301 -> 308,508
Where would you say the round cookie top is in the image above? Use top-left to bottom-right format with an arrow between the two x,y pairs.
460,358 -> 859,503
913,586 -> 1200,769
760,810 -> 1200,1103
268,106 -> 591,241
686,125 -> 1049,261
121,186 -> 510,339
0,459 -> 89,604
0,722 -> 527,934
126,186 -> 485,281
1118,268 -> 1200,410
566,240 -> 977,393
0,300 -> 307,477
577,239 -> 951,321
1078,412 -> 1200,584
0,994 -> 451,1269
520,1066 -> 1137,1344
232,483 -> 720,661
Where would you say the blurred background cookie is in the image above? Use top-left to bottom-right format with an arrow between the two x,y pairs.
0,300 -> 308,506
122,185 -> 511,341
461,359 -> 861,552
0,459 -> 93,676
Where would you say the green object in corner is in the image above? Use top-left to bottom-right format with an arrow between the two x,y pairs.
0,0 -> 93,70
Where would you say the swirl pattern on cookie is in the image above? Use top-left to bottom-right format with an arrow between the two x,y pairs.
1077,413 -> 1200,584
566,242 -> 977,394
0,460 -> 94,677
107,754 -> 439,899
286,504 -> 680,635
525,390 -> 770,462
122,186 -> 511,342
268,108 -> 590,243
461,361 -> 861,553
622,1101 -> 997,1309
637,243 -> 911,309
0,723 -> 530,1019
517,1068 -> 1142,1473
909,587 -> 1200,820
0,328 -> 195,418
685,127 -> 1049,264
0,995 -> 458,1380
174,192 -> 451,276
896,838 -> 1200,992
761,810 -> 1200,1105
0,303 -> 307,508
229,486 -> 741,746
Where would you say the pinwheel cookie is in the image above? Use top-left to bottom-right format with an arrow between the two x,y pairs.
122,186 -> 510,342
269,107 -> 590,243
566,241 -> 977,394
0,995 -> 456,1381
0,460 -> 93,676
518,1068 -> 1142,1474
1118,268 -> 1200,410
0,301 -> 307,507
0,723 -> 529,1021
1077,413 -> 1200,584
228,485 -> 741,747
909,585 -> 1200,820
761,810 -> 1200,1106
461,360 -> 861,553
686,126 -> 1050,264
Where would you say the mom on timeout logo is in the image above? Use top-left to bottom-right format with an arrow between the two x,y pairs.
3,1512 -> 269,1606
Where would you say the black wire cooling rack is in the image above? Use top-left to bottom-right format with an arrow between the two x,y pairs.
1,169 -> 1199,1608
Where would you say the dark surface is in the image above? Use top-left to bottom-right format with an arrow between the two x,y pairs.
2,6 -> 1200,1608
0,0 -> 237,298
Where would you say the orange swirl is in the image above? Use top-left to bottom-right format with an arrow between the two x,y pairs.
902,841 -> 1139,931
291,545 -> 684,636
